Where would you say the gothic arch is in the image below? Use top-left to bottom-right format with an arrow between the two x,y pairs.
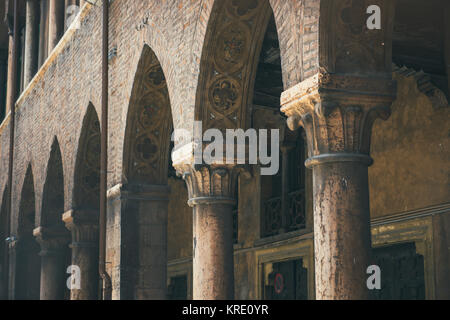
73,103 -> 101,211
41,138 -> 66,229
39,137 -> 71,300
15,165 -> 40,300
123,45 -> 174,186
194,0 -> 274,131
120,44 -> 174,299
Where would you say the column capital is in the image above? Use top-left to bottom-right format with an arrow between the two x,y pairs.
281,72 -> 396,166
33,226 -> 70,256
175,164 -> 241,207
63,210 -> 99,246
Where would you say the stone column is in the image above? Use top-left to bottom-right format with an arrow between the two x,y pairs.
38,0 -> 49,67
34,227 -> 70,300
0,50 -> 7,118
281,73 -> 396,300
7,240 -> 18,300
63,210 -> 98,300
108,184 -> 170,300
64,0 -> 77,31
48,0 -> 64,53
5,19 -> 16,115
23,0 -> 39,87
177,164 -> 239,300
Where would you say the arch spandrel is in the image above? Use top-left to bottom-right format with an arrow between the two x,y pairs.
73,104 -> 101,211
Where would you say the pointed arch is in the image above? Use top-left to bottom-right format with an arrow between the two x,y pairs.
18,165 -> 37,237
117,44 -> 175,300
73,103 -> 101,211
194,0 -> 274,131
123,44 -> 174,186
15,165 -> 40,300
41,138 -> 65,228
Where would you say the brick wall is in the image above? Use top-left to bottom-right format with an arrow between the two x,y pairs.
0,0 -> 309,234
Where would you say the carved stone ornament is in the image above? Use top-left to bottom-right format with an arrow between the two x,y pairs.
198,0 -> 272,131
175,164 -> 241,207
281,71 -> 397,165
33,226 -> 70,255
126,49 -> 172,185
63,210 -> 99,245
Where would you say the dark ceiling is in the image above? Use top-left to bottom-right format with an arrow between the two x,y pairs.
253,0 -> 449,105
393,0 -> 447,82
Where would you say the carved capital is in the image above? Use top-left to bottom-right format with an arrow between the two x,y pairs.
33,226 -> 70,256
62,210 -> 99,246
281,72 -> 396,165
175,164 -> 241,207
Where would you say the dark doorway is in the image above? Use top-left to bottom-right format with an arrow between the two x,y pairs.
265,258 -> 308,300
371,242 -> 426,300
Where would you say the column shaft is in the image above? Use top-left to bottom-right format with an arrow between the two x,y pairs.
39,250 -> 67,300
193,202 -> 234,300
0,52 -> 7,119
281,73 -> 396,300
64,0 -> 77,30
5,33 -> 15,114
34,227 -> 70,300
70,239 -> 98,300
48,0 -> 65,53
134,197 -> 168,300
63,210 -> 99,300
24,0 -> 39,86
176,165 -> 240,300
38,0 -> 49,67
311,160 -> 371,300
114,184 -> 169,300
